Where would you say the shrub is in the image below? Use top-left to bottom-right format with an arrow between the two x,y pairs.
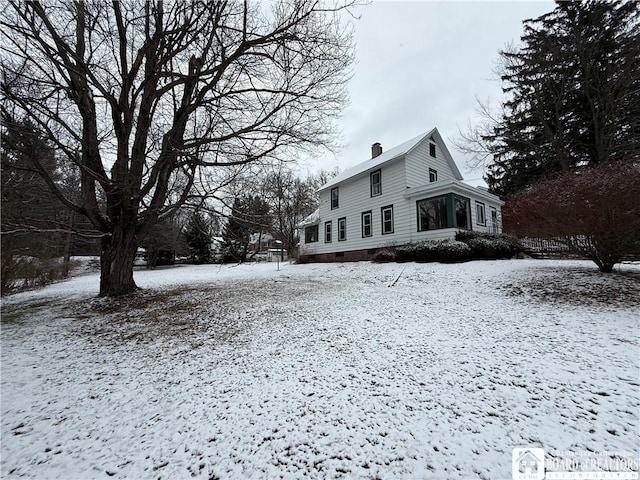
413,241 -> 440,262
395,244 -> 416,262
435,240 -> 471,263
455,231 -> 522,259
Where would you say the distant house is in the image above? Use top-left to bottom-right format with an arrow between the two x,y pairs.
299,128 -> 504,262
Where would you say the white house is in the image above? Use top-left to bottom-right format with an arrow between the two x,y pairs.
299,128 -> 504,262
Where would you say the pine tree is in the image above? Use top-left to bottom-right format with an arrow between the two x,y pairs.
467,1 -> 640,196
185,212 -> 211,264
222,196 -> 271,263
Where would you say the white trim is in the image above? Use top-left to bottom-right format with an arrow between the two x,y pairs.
404,179 -> 504,205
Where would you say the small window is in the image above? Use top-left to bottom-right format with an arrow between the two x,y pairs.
324,221 -> 332,243
490,207 -> 498,234
370,170 -> 381,197
362,211 -> 372,238
429,143 -> 436,158
429,168 -> 438,183
455,196 -> 471,230
476,201 -> 486,226
305,224 -> 319,243
338,217 -> 346,241
381,205 -> 394,234
331,187 -> 339,209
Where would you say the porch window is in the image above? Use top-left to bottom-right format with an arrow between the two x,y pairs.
455,196 -> 471,230
305,224 -> 319,243
476,201 -> 486,226
417,196 -> 448,231
417,194 -> 472,231
362,211 -> 372,238
490,207 -> 498,233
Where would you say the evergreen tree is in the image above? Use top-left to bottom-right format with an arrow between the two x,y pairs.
462,1 -> 640,196
222,196 -> 271,263
185,212 -> 212,264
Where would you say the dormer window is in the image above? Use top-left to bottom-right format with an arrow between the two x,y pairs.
370,169 -> 381,197
429,142 -> 436,158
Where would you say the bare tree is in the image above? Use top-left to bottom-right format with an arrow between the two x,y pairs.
503,161 -> 640,273
261,165 -> 337,256
1,0 -> 355,295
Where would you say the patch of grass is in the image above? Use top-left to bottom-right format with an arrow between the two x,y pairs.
501,266 -> 640,307
1,299 -> 65,324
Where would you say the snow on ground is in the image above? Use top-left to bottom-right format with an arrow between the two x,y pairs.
1,259 -> 639,479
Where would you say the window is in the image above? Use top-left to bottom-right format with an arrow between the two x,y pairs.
476,201 -> 486,226
331,187 -> 339,209
305,224 -> 319,243
338,217 -> 346,241
381,205 -> 394,234
455,196 -> 471,230
417,194 -> 471,231
429,142 -> 436,158
429,168 -> 438,183
324,221 -> 332,243
490,207 -> 498,233
417,196 -> 448,231
362,211 -> 372,237
370,170 -> 381,197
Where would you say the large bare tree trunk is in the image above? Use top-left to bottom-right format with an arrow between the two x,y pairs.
99,224 -> 138,296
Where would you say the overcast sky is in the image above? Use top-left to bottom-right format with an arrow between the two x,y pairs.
301,0 -> 554,186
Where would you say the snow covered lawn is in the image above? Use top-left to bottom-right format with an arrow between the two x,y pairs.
2,259 -> 638,479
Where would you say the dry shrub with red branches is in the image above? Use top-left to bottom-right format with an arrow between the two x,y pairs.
503,161 -> 640,272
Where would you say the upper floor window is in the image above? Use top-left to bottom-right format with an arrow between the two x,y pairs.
476,201 -> 486,226
429,142 -> 436,158
305,224 -> 319,243
381,205 -> 394,234
338,217 -> 346,241
370,170 -> 381,197
331,187 -> 339,209
429,168 -> 438,183
362,211 -> 372,238
324,221 -> 332,243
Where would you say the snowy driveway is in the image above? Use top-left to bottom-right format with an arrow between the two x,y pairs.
1,260 -> 639,479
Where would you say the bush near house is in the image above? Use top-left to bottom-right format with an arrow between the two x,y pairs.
374,232 -> 522,264
455,231 -> 522,259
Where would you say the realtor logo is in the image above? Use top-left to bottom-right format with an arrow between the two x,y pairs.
513,448 -> 545,480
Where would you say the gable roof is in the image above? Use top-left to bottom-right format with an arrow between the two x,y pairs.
318,127 -> 463,191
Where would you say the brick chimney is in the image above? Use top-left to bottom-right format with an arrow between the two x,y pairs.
371,142 -> 382,159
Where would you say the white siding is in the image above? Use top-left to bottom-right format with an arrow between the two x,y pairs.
405,139 -> 456,188
299,133 -> 505,258
301,159 -> 410,255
